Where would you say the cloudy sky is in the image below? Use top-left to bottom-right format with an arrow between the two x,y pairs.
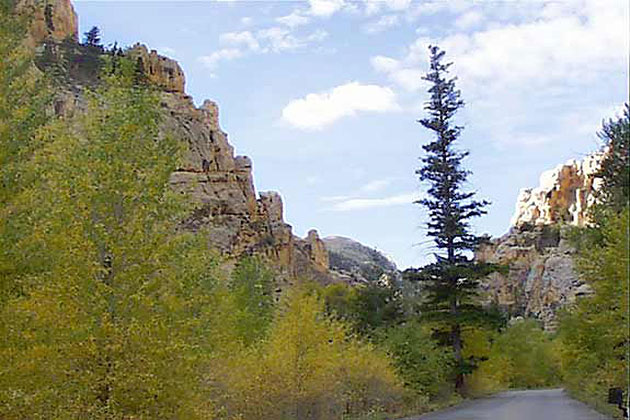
74,0 -> 628,268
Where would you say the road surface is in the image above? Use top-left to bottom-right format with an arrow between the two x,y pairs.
406,389 -> 610,420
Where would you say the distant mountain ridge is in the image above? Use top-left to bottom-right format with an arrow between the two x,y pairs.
323,236 -> 400,285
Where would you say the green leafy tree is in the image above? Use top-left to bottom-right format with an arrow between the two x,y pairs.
321,281 -> 405,337
353,281 -> 405,335
414,45 -> 499,392
0,0 -> 52,305
558,208 -> 629,417
382,321 -> 454,399
466,320 -> 561,394
595,104 -> 629,212
230,256 -> 275,345
215,288 -> 405,420
0,57 -> 219,418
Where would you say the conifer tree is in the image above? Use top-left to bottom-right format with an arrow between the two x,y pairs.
414,45 -> 498,392
84,25 -> 101,47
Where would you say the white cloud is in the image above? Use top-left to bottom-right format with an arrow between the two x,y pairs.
371,55 -> 399,73
364,15 -> 399,34
282,82 -> 400,130
306,175 -> 321,185
372,0 -> 627,95
308,0 -> 346,17
371,55 -> 425,91
276,11 -> 310,28
455,10 -> 484,30
240,17 -> 253,26
328,192 -> 418,212
199,27 -> 328,73
320,195 -> 353,202
256,27 -> 327,53
198,48 -> 243,70
220,31 -> 260,52
363,0 -> 412,16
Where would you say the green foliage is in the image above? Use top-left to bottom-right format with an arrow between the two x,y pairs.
595,104 -> 629,212
414,45 -> 501,391
322,281 -> 405,337
322,282 -> 359,321
557,208 -> 629,417
0,56 -> 220,418
380,321 -> 454,399
84,26 -> 102,48
0,0 -> 52,305
230,256 -> 275,345
353,282 -> 405,335
214,287 -> 406,420
466,320 -> 561,395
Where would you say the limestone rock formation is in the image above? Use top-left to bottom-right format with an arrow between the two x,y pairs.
127,44 -> 186,93
17,0 -> 78,48
477,225 -> 589,329
510,153 -> 604,227
21,0 -> 332,283
323,236 -> 400,285
480,153 -> 604,329
163,93 -> 329,279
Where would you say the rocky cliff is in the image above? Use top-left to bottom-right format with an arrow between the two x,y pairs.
510,153 -> 604,227
17,0 -> 78,48
26,0 -> 332,283
479,153 -> 603,329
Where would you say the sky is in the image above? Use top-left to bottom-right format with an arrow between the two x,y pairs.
73,0 -> 628,269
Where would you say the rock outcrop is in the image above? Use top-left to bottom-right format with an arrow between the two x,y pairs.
323,236 -> 400,285
127,44 -> 186,93
23,0 -> 332,283
480,152 -> 604,329
511,153 -> 604,227
477,225 -> 590,329
161,90 -> 330,280
17,0 -> 78,48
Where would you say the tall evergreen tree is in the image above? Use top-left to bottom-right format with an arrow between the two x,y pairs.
414,45 -> 498,392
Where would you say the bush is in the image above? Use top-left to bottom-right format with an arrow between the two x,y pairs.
466,320 -> 561,395
380,321 -> 454,399
213,288 -> 406,420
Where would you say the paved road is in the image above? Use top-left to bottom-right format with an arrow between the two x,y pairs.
406,389 -> 610,420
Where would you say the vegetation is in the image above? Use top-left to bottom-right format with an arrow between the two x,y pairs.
465,320 -> 561,395
413,45 -> 501,392
555,107 -> 629,417
0,1 -> 627,417
84,26 -> 102,48
595,104 -> 629,212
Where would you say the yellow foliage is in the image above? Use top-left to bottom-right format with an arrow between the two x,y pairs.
213,288 -> 405,420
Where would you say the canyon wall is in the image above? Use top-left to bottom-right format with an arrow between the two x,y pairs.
479,154 -> 603,328
27,0 -> 333,283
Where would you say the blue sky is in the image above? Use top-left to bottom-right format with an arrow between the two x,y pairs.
74,0 -> 628,268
